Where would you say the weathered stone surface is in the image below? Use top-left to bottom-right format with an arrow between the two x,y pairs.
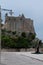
4,15 -> 35,34
1,52 -> 43,65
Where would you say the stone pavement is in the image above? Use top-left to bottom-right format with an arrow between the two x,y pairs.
18,52 -> 43,61
1,52 -> 43,65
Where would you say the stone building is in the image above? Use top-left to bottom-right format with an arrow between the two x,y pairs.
4,14 -> 35,35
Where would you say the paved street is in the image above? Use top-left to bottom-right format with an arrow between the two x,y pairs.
1,52 -> 43,65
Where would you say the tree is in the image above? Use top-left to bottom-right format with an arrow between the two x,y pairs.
7,30 -> 11,33
1,29 -> 6,34
12,31 -> 16,35
28,32 -> 36,41
21,32 -> 26,38
1,34 -> 16,48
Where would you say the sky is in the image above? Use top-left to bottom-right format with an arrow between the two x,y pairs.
0,0 -> 43,41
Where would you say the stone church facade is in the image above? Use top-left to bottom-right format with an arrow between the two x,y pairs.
4,14 -> 35,35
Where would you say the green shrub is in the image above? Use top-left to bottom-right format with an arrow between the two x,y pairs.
12,31 -> 16,35
1,33 -> 36,49
21,32 -> 26,38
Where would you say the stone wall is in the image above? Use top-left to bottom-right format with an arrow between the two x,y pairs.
4,15 -> 35,34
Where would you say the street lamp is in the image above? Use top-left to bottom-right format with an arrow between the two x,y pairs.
0,5 -> 1,51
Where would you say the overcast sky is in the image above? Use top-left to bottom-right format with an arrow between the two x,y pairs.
0,0 -> 43,41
